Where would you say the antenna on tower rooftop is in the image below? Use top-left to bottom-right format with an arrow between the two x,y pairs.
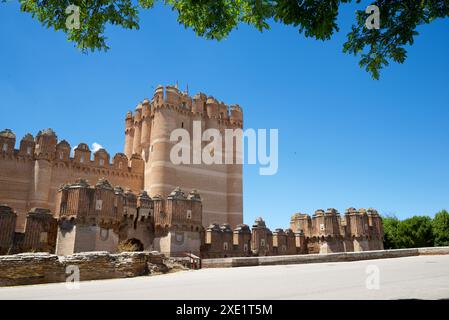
186,83 -> 189,95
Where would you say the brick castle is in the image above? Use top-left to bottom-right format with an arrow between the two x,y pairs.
0,85 -> 383,257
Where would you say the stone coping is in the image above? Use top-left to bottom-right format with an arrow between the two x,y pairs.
201,247 -> 449,268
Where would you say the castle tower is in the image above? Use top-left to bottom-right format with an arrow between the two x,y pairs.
272,228 -> 287,255
153,187 -> 203,256
295,230 -> 307,254
367,208 -> 384,250
55,179 -> 123,255
22,208 -> 58,253
290,213 -> 312,237
220,223 -> 233,257
133,85 -> 243,228
233,224 -> 251,257
311,208 -> 344,253
132,104 -> 143,156
284,228 -> 297,255
0,205 -> 17,254
124,111 -> 134,159
203,223 -> 222,258
28,129 -> 57,209
140,99 -> 152,154
251,217 -> 272,256
345,207 -> 370,252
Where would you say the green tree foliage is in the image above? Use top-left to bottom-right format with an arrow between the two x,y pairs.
382,215 -> 400,249
395,216 -> 434,248
2,0 -> 449,79
432,210 -> 449,247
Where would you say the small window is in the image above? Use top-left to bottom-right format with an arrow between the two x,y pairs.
95,200 -> 103,210
59,152 -> 64,160
26,146 -> 32,155
80,155 -> 84,163
186,210 -> 192,219
261,238 -> 265,247
99,159 -> 105,166
320,224 -> 325,231
181,122 -> 184,128
2,144 -> 7,152
223,242 -> 228,251
243,243 -> 248,252
118,162 -> 123,169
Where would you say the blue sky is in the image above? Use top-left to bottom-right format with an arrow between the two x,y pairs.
1,2 -> 448,229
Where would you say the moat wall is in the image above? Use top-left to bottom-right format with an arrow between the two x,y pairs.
0,251 -> 167,287
201,246 -> 449,268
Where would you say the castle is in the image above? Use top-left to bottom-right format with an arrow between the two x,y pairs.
0,85 -> 243,232
0,85 -> 384,257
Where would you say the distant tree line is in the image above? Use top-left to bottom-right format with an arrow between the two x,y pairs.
382,210 -> 449,249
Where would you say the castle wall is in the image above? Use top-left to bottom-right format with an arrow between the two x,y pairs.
119,220 -> 154,251
55,224 -> 119,255
140,86 -> 243,228
55,221 -> 77,256
0,154 -> 34,231
0,147 -> 144,232
153,231 -> 202,257
353,237 -> 370,252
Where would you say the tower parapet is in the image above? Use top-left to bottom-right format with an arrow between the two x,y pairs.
56,140 -> 71,161
94,149 -> 110,167
230,105 -> 243,126
19,134 -> 35,157
0,129 -> 16,156
74,143 -> 91,164
192,93 -> 206,115
35,129 -> 57,160
206,97 -> 219,119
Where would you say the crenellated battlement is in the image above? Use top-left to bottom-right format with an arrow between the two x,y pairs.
289,207 -> 384,253
0,128 -> 143,175
0,128 -> 145,231
124,85 -> 243,131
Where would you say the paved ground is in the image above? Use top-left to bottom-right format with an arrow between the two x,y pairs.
1,255 -> 449,300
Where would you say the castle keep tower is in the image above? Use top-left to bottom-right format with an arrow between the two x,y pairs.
124,85 -> 244,228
